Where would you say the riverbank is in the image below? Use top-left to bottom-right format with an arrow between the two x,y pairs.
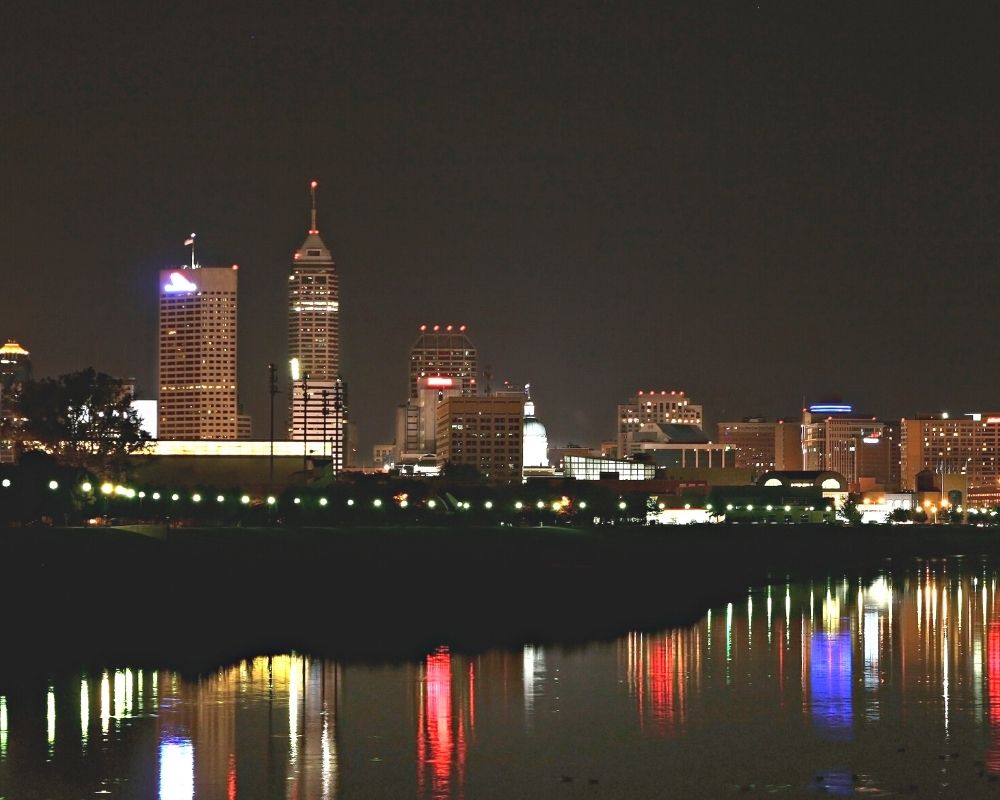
2,524 -> 998,675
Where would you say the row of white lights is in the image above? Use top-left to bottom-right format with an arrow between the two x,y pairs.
6,479 -> 998,517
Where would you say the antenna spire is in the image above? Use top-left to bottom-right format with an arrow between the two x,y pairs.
184,232 -> 197,268
309,180 -> 318,233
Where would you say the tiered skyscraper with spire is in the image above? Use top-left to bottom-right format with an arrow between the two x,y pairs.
287,181 -> 346,469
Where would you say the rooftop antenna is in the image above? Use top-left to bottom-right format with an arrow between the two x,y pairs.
184,232 -> 197,268
309,180 -> 319,234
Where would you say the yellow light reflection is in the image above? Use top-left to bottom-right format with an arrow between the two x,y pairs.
101,672 -> 110,734
766,586 -> 772,644
47,686 -> 55,750
822,589 -> 841,632
1,695 -> 7,760
81,679 -> 89,744
321,708 -> 338,800
125,669 -> 134,716
114,671 -> 126,719
289,655 -> 300,766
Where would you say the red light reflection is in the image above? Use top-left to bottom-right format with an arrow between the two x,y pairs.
417,648 -> 468,799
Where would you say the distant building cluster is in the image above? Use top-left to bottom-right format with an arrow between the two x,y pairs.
2,181 -> 998,519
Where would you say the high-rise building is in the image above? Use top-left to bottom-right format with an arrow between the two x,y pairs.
0,340 -> 31,390
617,390 -> 703,457
288,181 -> 345,462
392,325 -> 478,461
436,395 -> 523,480
717,418 -> 780,478
801,402 -> 889,490
0,340 -> 30,463
900,412 -> 1000,495
409,324 -> 477,399
158,264 -> 239,440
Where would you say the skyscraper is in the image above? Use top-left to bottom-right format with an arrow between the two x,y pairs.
288,182 -> 345,465
409,325 -> 477,399
158,262 -> 239,440
393,325 -> 478,460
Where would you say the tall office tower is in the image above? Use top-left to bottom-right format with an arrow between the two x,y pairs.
288,181 -> 346,467
158,264 -> 239,440
617,389 -> 703,457
801,402 -> 889,490
0,340 -> 30,463
0,340 -> 31,390
409,324 -> 477,399
392,324 -> 477,460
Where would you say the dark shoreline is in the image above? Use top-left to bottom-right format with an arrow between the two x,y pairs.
2,523 -> 998,679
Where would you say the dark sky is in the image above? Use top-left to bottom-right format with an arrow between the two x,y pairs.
3,2 -> 999,454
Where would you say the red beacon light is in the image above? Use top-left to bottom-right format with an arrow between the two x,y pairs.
420,324 -> 427,332
231,264 -> 239,270
433,324 -> 440,331
459,324 -> 466,331
446,324 -> 453,331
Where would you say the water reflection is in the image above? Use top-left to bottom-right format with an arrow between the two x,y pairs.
6,563 -> 1000,797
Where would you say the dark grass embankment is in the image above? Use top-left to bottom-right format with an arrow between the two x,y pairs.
2,524 -> 998,676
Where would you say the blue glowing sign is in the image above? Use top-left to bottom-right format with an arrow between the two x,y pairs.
809,404 -> 853,414
163,272 -> 197,293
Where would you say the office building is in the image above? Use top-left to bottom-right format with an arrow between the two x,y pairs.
392,325 -> 478,461
617,390 -> 703,457
436,395 -> 523,480
288,182 -> 344,460
717,417 -> 805,478
774,419 -> 803,471
409,324 -> 477,399
158,265 -> 239,440
0,340 -> 31,390
801,402 -> 890,490
0,340 -> 31,462
900,412 -> 1000,496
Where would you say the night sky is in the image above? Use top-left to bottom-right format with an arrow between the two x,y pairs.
3,2 -> 999,454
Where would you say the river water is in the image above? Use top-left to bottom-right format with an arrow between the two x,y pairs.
3,559 -> 1000,798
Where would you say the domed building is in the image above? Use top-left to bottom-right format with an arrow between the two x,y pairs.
523,384 -> 549,468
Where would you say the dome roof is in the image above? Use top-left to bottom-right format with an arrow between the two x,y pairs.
524,417 -> 547,438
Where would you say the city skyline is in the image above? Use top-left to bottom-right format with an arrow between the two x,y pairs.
4,3 -> 999,453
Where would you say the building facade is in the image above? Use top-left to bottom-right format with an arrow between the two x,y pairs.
900,413 -> 1000,494
435,395 -> 523,480
158,265 -> 239,440
288,182 -> 344,457
617,390 -> 703,457
718,417 -> 802,479
409,325 -> 477,399
801,403 -> 890,490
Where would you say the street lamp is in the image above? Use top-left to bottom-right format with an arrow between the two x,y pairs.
290,358 -> 310,473
268,363 -> 279,484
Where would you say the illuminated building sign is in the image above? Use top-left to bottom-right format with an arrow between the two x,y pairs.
862,437 -> 881,444
425,377 -> 454,388
809,404 -> 853,414
163,272 -> 197,293
988,417 -> 1000,425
